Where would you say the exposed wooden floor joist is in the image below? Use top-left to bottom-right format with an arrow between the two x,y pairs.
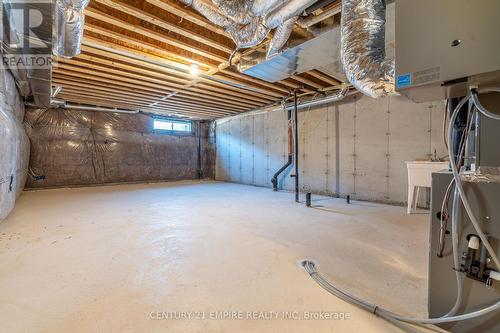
52,0 -> 343,119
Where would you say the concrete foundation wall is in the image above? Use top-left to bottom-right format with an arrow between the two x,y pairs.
24,108 -> 215,188
216,94 -> 447,205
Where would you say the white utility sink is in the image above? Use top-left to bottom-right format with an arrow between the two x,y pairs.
406,161 -> 449,214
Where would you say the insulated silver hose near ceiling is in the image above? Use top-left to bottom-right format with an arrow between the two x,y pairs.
53,0 -> 90,58
340,0 -> 396,98
180,0 -> 319,53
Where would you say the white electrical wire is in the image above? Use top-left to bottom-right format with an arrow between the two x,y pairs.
448,93 -> 500,270
443,187 -> 464,317
472,88 -> 500,121
301,88 -> 500,331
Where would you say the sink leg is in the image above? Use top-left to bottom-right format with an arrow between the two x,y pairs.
407,184 -> 415,214
414,186 -> 420,210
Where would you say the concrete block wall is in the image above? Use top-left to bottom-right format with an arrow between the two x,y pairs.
216,94 -> 447,205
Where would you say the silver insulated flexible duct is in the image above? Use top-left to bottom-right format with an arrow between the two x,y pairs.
53,0 -> 90,58
341,0 -> 396,98
181,0 -> 319,53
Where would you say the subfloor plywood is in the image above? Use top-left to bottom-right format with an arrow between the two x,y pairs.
0,181 -> 430,332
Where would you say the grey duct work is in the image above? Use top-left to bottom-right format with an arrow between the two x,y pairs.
212,0 -> 253,25
283,85 -> 349,111
181,0 -> 319,53
180,0 -> 233,28
340,0 -> 396,98
251,0 -> 287,17
265,0 -> 317,29
53,0 -> 90,58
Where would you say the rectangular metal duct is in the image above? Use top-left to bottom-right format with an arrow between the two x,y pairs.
238,26 -> 345,83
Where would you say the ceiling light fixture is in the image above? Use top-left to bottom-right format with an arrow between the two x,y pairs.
190,64 -> 199,76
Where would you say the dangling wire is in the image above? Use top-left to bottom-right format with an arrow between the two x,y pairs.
228,48 -> 239,67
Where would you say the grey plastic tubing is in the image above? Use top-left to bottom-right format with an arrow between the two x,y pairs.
301,87 -> 500,331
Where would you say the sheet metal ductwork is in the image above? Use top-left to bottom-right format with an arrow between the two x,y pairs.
264,0 -> 317,29
53,0 -> 90,58
266,16 -> 297,58
340,0 -> 396,98
251,0 -> 287,17
180,0 -> 319,53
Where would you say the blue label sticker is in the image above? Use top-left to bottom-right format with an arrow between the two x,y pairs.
397,73 -> 412,88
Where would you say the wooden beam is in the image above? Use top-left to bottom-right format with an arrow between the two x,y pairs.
93,0 -> 233,54
55,59 -> 272,104
59,93 -> 230,118
145,0 -> 228,36
76,47 -> 285,99
52,66 -> 263,107
307,70 -> 341,86
290,75 -> 326,90
53,76 -> 249,111
80,42 -> 288,98
53,72 -> 259,109
60,86 -> 242,114
84,24 -> 217,70
85,8 -> 228,64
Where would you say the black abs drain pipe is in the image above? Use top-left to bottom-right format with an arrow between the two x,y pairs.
271,107 -> 293,191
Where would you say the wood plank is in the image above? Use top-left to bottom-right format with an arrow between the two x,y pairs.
145,0 -> 228,36
307,70 -> 342,86
54,77 -> 248,111
85,8 -> 228,63
53,72 -> 259,109
55,59 -> 272,104
52,67 -> 263,107
74,49 -> 285,99
59,93 -> 229,118
93,0 -> 233,54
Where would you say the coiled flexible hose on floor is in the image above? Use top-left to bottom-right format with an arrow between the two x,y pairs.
302,260 -> 500,327
301,88 -> 500,332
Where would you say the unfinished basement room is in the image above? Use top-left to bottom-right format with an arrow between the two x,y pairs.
1,0 -> 500,332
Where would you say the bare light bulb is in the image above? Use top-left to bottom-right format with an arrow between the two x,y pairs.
190,64 -> 199,76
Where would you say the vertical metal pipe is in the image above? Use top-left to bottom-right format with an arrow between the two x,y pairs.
294,90 -> 299,202
197,122 -> 202,179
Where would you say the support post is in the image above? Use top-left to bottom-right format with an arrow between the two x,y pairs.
294,90 -> 299,203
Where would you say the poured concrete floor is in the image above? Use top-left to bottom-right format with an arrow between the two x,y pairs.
0,181 -> 430,332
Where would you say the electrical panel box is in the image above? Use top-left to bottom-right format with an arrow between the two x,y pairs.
395,0 -> 500,102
